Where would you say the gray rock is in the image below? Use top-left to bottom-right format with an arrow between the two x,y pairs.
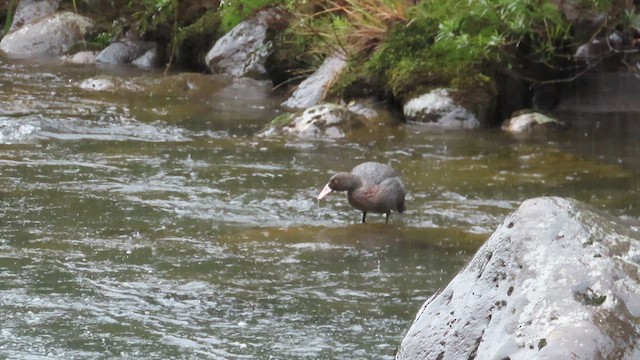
554,0 -> 605,24
259,103 -> 365,138
403,88 -> 480,129
281,54 -> 348,110
96,41 -> 158,65
205,8 -> 283,78
9,0 -> 60,33
396,197 -> 640,360
501,112 -> 562,133
347,101 -> 378,119
131,47 -> 160,68
574,33 -> 624,66
0,12 -> 93,57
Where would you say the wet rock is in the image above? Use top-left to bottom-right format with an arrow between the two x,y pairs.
205,7 -> 284,78
259,103 -> 365,138
396,197 -> 640,360
60,50 -> 98,64
403,88 -> 480,129
9,0 -> 60,33
502,112 -> 563,133
347,101 -> 379,120
95,41 -> 158,66
281,54 -> 348,110
574,32 -> 624,66
131,47 -> 160,68
76,76 -> 145,92
0,12 -> 94,57
76,73 -> 230,98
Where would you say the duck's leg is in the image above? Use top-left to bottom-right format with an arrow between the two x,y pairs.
362,211 -> 367,223
385,212 -> 390,224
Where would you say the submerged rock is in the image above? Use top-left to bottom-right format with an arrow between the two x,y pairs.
259,103 -> 365,138
0,12 -> 94,57
76,73 -> 231,99
396,197 -> 640,360
76,76 -> 145,92
205,7 -> 284,78
60,50 -> 98,64
281,54 -> 348,110
403,88 -> 480,129
502,112 -> 563,133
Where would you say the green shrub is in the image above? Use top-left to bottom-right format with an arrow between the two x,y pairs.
324,0 -> 576,101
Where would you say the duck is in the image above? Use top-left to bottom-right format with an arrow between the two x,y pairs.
317,162 -> 405,223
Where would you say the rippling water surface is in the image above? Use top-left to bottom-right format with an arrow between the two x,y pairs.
1,58 -> 639,359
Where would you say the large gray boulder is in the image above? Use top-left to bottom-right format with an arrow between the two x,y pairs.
397,197 -> 640,360
281,54 -> 347,110
0,12 -> 93,57
205,8 -> 283,78
9,0 -> 60,33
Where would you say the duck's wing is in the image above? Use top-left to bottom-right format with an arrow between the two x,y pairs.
351,162 -> 398,185
379,177 -> 406,213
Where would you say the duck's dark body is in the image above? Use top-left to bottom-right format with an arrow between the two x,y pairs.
317,162 -> 405,223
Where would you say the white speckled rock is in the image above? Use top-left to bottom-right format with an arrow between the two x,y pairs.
396,197 -> 640,360
60,50 -> 98,64
260,103 -> 365,138
403,88 -> 480,129
502,112 -> 561,133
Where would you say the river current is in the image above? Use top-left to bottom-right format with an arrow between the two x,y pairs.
1,58 -> 639,359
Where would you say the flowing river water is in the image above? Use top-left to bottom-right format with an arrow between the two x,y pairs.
1,58 -> 639,359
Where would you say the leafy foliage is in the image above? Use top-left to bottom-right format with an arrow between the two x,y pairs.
219,0 -> 301,31
297,0 -> 578,100
128,0 -> 177,37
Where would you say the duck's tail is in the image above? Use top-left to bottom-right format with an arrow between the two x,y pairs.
397,198 -> 405,213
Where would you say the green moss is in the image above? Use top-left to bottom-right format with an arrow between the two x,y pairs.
538,338 -> 547,350
334,18 -> 493,102
219,0 -> 297,32
172,11 -> 222,70
296,0 -> 585,106
267,24 -> 321,85
574,289 -> 607,306
270,113 -> 293,126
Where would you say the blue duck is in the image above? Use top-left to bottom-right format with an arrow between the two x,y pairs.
317,162 -> 406,223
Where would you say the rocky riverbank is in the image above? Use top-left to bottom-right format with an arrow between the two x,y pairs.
1,3 -> 639,358
3,0 -> 640,136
